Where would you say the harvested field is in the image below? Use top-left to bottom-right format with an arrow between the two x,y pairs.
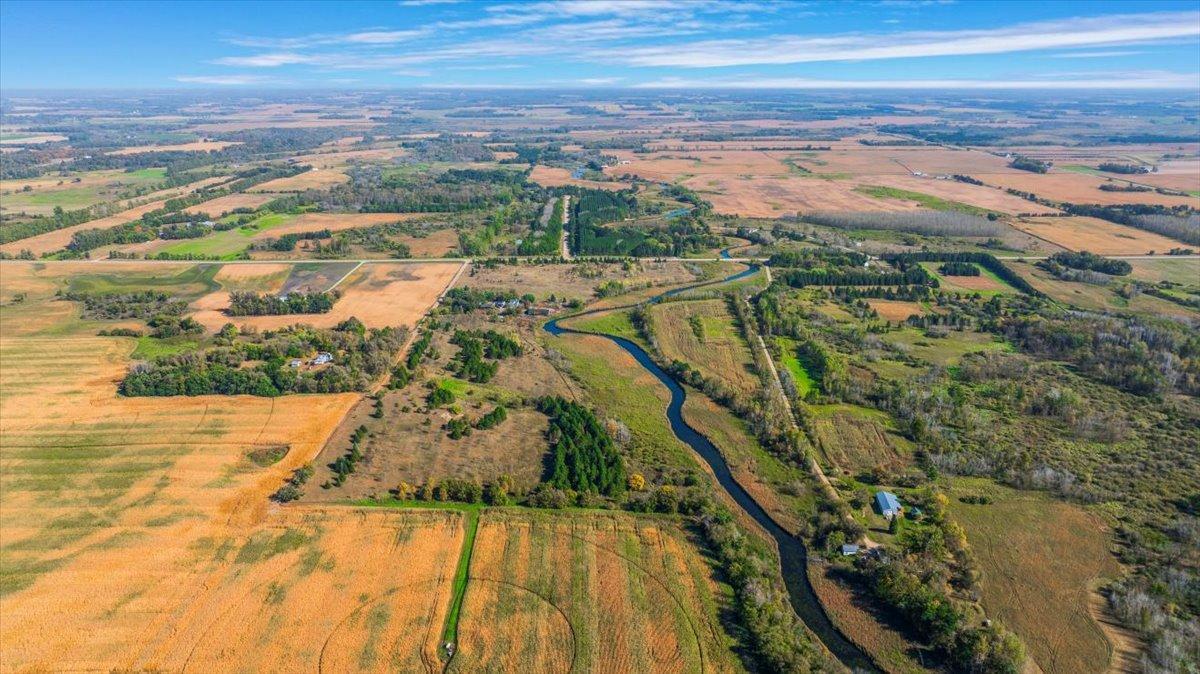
867,300 -> 925,322
978,171 -> 1200,208
770,147 -> 1016,176
191,261 -> 462,332
213,262 -> 291,292
809,404 -> 912,475
648,298 -> 758,395
452,510 -> 741,673
529,165 -> 629,191
288,145 -> 410,169
1012,216 -> 1191,255
247,167 -> 350,192
183,191 -> 274,216
865,174 -> 1058,215
948,478 -> 1122,674
109,140 -> 240,155
691,174 -> 913,217
0,266 -> 462,671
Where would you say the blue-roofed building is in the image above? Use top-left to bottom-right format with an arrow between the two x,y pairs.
841,544 -> 860,556
874,491 -> 902,518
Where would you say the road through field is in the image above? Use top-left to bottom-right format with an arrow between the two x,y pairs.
544,266 -> 879,673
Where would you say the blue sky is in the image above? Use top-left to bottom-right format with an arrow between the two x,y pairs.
2,0 -> 1199,89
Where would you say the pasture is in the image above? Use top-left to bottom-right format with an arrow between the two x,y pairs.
647,299 -> 758,395
947,478 -> 1122,674
808,404 -> 913,475
920,262 -> 1015,295
0,168 -> 168,217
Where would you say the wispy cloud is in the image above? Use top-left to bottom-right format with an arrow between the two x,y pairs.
173,74 -> 273,85
215,52 -> 317,67
604,11 -> 1200,67
1048,50 -> 1145,58
635,71 -> 1200,89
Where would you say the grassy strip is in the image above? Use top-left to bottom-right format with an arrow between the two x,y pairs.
855,185 -> 995,217
340,499 -> 482,658
441,506 -> 480,656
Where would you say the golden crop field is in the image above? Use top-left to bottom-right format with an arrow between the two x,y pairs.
451,510 -> 742,674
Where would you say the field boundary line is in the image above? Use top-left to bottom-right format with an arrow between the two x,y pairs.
324,260 -> 363,292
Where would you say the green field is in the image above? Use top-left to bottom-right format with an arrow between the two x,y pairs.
66,264 -> 221,298
776,336 -> 815,397
854,185 -> 996,217
921,261 -> 1017,296
1,168 -> 169,215
561,308 -> 643,343
157,213 -> 294,260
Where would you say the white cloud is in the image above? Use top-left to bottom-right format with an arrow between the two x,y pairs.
1048,50 -> 1145,58
215,52 -> 316,67
578,77 -> 623,85
344,29 -> 430,44
173,74 -> 272,85
605,11 -> 1200,67
634,71 -> 1200,89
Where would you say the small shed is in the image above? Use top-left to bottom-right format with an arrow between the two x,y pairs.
288,358 -> 302,368
313,352 -> 333,365
841,544 -> 860,556
874,491 -> 902,518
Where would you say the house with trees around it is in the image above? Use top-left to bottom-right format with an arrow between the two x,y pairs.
874,491 -> 902,518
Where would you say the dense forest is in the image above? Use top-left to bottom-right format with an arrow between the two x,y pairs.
538,396 -> 626,497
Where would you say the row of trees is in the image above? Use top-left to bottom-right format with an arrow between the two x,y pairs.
226,290 -> 340,316
801,210 -> 1004,238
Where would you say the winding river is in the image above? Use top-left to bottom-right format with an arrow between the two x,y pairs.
544,266 -> 876,672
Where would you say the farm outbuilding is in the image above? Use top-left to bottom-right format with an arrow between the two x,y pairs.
875,491 -> 902,518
